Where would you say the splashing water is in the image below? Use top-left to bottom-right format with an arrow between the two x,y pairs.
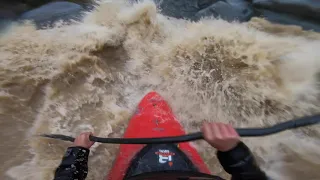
1,1 -> 320,180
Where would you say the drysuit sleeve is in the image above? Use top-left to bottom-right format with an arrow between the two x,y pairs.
217,142 -> 268,180
54,146 -> 90,180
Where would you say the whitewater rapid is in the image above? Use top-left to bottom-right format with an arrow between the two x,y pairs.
1,1 -> 320,180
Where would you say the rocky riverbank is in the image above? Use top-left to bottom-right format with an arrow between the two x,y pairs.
0,0 -> 92,19
157,0 -> 320,32
0,0 -> 94,29
1,0 -> 319,31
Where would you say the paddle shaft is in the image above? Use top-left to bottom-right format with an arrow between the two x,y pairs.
40,114 -> 320,144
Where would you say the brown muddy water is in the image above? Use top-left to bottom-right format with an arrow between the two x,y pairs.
1,1 -> 320,180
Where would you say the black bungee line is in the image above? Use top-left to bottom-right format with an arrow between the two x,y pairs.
40,114 -> 320,144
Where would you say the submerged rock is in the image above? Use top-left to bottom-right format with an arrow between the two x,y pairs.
20,2 -> 84,28
0,2 -> 29,19
0,19 -> 13,33
157,0 -> 201,19
198,0 -> 220,9
0,2 -> 28,32
2,0 -> 320,32
195,0 -> 254,22
252,0 -> 320,21
257,9 -> 320,32
8,0 -> 93,9
156,0 -> 320,32
157,0 -> 253,21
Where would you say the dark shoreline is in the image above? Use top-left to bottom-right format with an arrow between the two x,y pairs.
1,0 -> 320,32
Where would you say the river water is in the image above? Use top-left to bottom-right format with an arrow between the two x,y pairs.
1,1 -> 320,180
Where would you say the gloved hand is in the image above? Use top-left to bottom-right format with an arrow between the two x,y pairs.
202,122 -> 240,152
73,132 -> 95,149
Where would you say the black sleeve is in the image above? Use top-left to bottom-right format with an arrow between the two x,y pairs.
217,142 -> 268,180
54,146 -> 90,180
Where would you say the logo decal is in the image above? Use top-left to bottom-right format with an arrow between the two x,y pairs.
155,149 -> 175,166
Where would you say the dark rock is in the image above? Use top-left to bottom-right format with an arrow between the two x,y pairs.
0,10 -> 17,19
257,9 -> 320,32
156,0 -> 253,21
0,2 -> 28,32
252,0 -> 320,21
23,0 -> 53,7
198,0 -> 220,9
157,0 -> 201,19
0,2 -> 30,19
20,0 -> 94,9
195,0 -> 254,22
0,18 -> 13,32
154,0 -> 221,19
20,2 -> 84,28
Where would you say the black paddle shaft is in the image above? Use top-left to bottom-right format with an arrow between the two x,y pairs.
40,114 -> 320,144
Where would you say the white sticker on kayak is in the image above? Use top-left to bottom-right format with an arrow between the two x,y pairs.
155,149 -> 175,166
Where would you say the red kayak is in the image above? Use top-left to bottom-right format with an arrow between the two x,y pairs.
107,92 -> 213,180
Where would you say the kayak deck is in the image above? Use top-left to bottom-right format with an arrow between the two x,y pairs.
107,92 -> 210,180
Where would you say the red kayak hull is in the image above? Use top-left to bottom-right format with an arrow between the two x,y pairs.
107,92 -> 211,180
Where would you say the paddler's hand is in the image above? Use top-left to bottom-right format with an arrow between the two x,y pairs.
202,122 -> 240,152
73,132 -> 95,149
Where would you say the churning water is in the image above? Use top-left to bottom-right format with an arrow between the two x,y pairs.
1,1 -> 320,180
